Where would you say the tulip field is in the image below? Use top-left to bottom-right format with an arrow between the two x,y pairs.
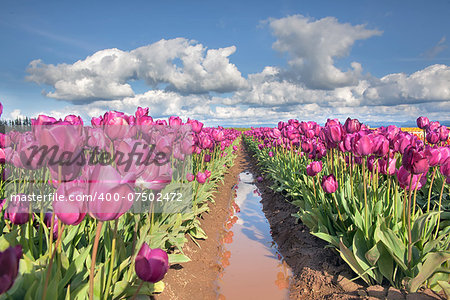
0,102 -> 241,299
1,98 -> 450,299
244,117 -> 450,297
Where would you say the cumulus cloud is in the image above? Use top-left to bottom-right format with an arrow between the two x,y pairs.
363,64 -> 450,105
24,15 -> 450,126
268,15 -> 381,89
26,38 -> 247,102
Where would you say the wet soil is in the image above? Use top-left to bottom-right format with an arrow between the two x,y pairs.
156,145 -> 447,300
156,147 -> 248,300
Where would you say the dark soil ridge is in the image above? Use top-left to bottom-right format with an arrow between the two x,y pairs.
245,143 -> 446,300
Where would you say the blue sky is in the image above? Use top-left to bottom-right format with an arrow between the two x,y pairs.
0,0 -> 449,126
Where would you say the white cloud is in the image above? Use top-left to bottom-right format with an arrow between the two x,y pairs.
268,15 -> 381,89
363,64 -> 450,105
26,38 -> 247,102
10,109 -> 24,119
23,15 -> 450,126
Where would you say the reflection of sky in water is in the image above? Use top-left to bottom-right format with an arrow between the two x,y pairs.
217,171 -> 291,300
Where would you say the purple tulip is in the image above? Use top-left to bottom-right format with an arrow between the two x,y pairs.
54,183 -> 87,225
87,165 -> 135,221
416,116 -> 429,129
187,119 -> 203,134
321,174 -> 338,193
256,176 -> 263,182
205,169 -> 212,178
426,130 -> 440,144
397,166 -> 427,191
168,116 -> 183,127
353,134 -> 373,156
4,195 -> 30,225
402,146 -> 430,175
0,102 -> 2,118
438,126 -> 449,142
441,157 -> 450,177
268,151 -> 274,157
0,245 -> 22,294
439,147 -> 450,165
186,173 -> 195,182
204,154 -> 211,162
306,161 -> 322,177
344,118 -> 361,134
196,172 -> 207,184
379,157 -> 396,175
424,146 -> 441,167
135,243 -> 169,283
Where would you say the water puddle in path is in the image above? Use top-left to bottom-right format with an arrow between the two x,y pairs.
216,171 -> 291,300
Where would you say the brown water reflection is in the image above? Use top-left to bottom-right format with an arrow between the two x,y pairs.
216,172 -> 291,300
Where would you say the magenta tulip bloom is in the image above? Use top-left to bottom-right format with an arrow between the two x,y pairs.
354,134 -> 373,156
402,146 -> 429,175
204,154 -> 211,162
321,174 -> 338,193
135,243 -> 169,283
87,165 -> 135,221
439,147 -> 450,165
205,170 -> 212,178
344,118 -> 361,134
438,126 -> 449,142
256,176 -> 263,182
186,173 -> 195,182
379,157 -> 396,175
397,166 -> 427,191
324,124 -> 343,144
0,102 -> 2,118
196,171 -> 207,184
0,245 -> 22,294
441,157 -> 450,177
5,196 -> 30,225
168,116 -> 183,127
425,146 -> 441,167
426,130 -> 440,144
54,183 -> 87,225
188,119 -> 203,134
416,116 -> 429,129
306,161 -> 322,177
268,151 -> 274,157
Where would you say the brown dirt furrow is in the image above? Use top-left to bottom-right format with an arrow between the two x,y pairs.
156,147 -> 247,300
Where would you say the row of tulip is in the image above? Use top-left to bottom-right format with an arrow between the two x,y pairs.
244,117 -> 450,295
0,102 -> 241,299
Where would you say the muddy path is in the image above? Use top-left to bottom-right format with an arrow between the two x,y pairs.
156,145 -> 446,300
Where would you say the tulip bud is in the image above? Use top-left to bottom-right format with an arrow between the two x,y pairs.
205,170 -> 212,178
0,245 -> 22,294
416,116 -> 429,129
321,174 -> 338,193
135,243 -> 169,283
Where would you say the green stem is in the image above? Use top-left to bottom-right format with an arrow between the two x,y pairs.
131,281 -> 145,300
407,175 -> 414,267
434,180 -> 446,239
426,167 -> 437,213
104,220 -> 118,300
90,221 -> 103,300
363,157 -> 369,237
